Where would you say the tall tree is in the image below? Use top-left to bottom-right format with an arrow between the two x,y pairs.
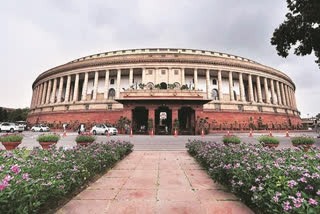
271,0 -> 320,67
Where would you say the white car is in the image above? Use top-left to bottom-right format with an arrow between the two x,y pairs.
0,122 -> 24,133
90,124 -> 118,135
31,124 -> 50,132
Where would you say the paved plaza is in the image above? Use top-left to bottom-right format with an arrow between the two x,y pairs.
57,151 -> 253,214
1,131 -> 319,151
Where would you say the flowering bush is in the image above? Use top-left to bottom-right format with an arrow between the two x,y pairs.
0,140 -> 133,213
36,133 -> 60,142
75,132 -> 96,143
258,136 -> 280,144
186,140 -> 320,213
291,137 -> 315,145
222,135 -> 241,144
0,134 -> 23,142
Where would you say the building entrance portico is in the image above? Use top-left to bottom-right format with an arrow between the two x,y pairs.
155,105 -> 172,135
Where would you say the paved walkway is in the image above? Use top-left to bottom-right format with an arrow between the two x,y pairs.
57,151 -> 253,214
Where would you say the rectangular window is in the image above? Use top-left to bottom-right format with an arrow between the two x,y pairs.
161,70 -> 166,75
108,104 -> 112,110
147,70 -> 153,75
174,70 -> 179,75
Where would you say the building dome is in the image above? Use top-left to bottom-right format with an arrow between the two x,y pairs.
28,48 -> 301,134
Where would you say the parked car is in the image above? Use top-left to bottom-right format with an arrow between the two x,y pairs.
90,124 -> 118,135
16,121 -> 29,130
0,122 -> 24,133
31,124 -> 50,132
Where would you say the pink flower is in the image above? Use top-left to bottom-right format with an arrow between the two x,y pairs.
3,174 -> 13,182
250,186 -> 256,192
317,190 -> 320,196
308,198 -> 318,205
22,173 -> 29,180
10,165 -> 21,174
288,180 -> 297,188
283,201 -> 292,211
0,183 -> 8,191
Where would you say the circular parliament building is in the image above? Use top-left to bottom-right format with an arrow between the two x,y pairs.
28,48 -> 301,134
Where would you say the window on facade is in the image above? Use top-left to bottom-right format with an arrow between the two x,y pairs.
212,79 -> 217,85
174,70 -> 179,75
146,82 -> 154,89
110,79 -> 115,84
161,70 -> 166,75
211,89 -> 219,100
147,70 -> 153,75
108,88 -> 116,100
233,90 -> 237,101
108,104 -> 112,110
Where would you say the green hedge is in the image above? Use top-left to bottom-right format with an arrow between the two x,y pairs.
258,136 -> 280,144
0,141 -> 133,213
75,134 -> 96,143
222,136 -> 241,144
291,137 -> 315,145
36,134 -> 60,142
0,134 -> 23,142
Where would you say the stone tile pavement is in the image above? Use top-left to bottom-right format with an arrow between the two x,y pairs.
57,151 -> 253,214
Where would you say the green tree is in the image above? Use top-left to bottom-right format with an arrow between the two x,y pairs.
271,0 -> 320,67
316,113 -> 320,119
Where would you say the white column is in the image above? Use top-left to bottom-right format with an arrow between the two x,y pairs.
142,68 -> 146,84
81,72 -> 89,101
280,82 -> 286,106
229,71 -> 234,101
256,76 -> 262,103
285,85 -> 291,107
64,75 -> 71,103
194,69 -> 198,90
41,81 -> 47,105
31,88 -> 36,108
73,74 -> 79,102
181,68 -> 185,85
264,77 -> 270,104
276,81 -> 282,105
239,73 -> 245,101
92,71 -> 99,100
206,69 -> 210,99
50,78 -> 57,103
104,70 -> 109,99
57,76 -> 64,103
45,80 -> 52,104
270,79 -> 276,104
218,70 -> 223,101
248,74 -> 254,102
129,68 -> 133,87
116,69 -> 121,98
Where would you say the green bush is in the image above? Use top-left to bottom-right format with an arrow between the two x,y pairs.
258,136 -> 280,144
222,136 -> 241,144
0,134 -> 23,142
291,136 -> 315,145
36,134 -> 60,142
75,133 -> 96,143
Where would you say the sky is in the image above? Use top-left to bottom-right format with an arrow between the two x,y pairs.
1,0 -> 319,117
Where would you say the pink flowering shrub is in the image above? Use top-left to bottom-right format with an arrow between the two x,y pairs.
186,140 -> 320,213
0,140 -> 133,213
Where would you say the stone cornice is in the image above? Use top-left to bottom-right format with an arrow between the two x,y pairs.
32,52 -> 295,88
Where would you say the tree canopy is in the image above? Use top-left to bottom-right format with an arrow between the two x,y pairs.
0,108 -> 30,122
271,0 -> 320,67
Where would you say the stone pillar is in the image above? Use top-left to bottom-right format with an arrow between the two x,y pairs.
276,81 -> 282,105
172,107 -> 179,134
45,80 -> 52,104
280,82 -> 286,106
41,81 -> 47,105
31,88 -> 36,108
229,71 -> 234,101
248,74 -> 254,102
206,69 -> 210,99
65,75 -> 72,103
81,72 -> 89,101
218,70 -> 223,101
239,73 -> 245,102
104,70 -> 110,99
285,85 -> 291,107
264,77 -> 270,104
256,76 -> 262,103
270,79 -> 276,104
57,76 -> 64,103
129,68 -> 133,87
194,69 -> 198,90
181,68 -> 185,85
33,87 -> 38,107
142,68 -> 146,84
73,74 -> 79,102
292,88 -> 297,108
92,71 -> 99,101
148,107 -> 155,131
116,69 -> 121,98
50,78 -> 57,104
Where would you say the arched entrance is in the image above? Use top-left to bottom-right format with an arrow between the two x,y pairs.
155,106 -> 172,134
178,107 -> 195,135
160,82 -> 167,89
132,107 -> 149,134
